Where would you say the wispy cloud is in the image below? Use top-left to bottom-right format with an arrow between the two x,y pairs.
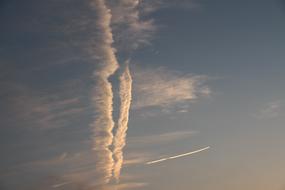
108,0 -> 196,52
89,0 -> 119,186
108,0 -> 156,51
113,65 -> 133,182
132,67 -> 210,110
88,0 -> 161,186
1,82 -> 86,129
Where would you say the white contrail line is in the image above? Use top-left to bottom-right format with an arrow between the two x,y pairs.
146,158 -> 168,165
146,146 -> 210,165
113,64 -> 133,182
90,0 -> 119,185
52,182 -> 71,188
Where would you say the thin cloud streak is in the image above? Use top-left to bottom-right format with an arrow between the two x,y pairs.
90,0 -> 119,185
132,67 -> 210,110
146,146 -> 210,165
52,182 -> 71,188
89,0 -> 159,186
113,64 -> 133,182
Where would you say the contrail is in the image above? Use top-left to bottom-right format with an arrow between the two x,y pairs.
146,146 -> 210,165
113,63 -> 133,182
52,182 -> 71,188
90,0 -> 119,185
89,0 -> 157,186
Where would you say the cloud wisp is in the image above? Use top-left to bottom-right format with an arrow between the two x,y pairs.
52,182 -> 71,188
146,146 -> 210,165
108,0 -> 156,51
113,64 -> 133,182
132,67 -> 210,110
0,82 -> 87,130
88,0 -> 205,187
90,0 -> 119,185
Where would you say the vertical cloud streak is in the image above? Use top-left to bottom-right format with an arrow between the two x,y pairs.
113,64 -> 133,182
90,0 -> 119,185
89,0 -> 160,187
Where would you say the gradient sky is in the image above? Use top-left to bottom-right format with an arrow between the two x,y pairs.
1,0 -> 285,190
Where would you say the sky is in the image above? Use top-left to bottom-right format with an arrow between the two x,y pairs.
1,0 -> 285,190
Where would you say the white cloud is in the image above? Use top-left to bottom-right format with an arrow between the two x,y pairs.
88,0 -> 121,186
113,65 -> 133,181
132,66 -> 210,110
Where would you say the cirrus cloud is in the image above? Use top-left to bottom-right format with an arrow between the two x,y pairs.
132,66 -> 210,110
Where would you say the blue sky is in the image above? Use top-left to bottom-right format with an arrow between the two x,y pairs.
1,0 -> 285,190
